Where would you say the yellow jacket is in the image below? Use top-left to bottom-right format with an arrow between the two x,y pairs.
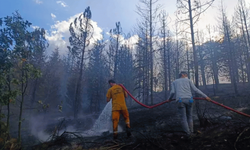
106,84 -> 128,111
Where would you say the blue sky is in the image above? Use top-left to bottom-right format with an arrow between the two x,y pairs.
0,0 -> 238,56
1,0 -> 157,33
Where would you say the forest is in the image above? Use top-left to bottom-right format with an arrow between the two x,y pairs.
1,0 -> 250,149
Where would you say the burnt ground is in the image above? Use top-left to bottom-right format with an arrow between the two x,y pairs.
2,82 -> 250,150
29,98 -> 250,150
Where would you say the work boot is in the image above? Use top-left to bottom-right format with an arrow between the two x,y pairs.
126,127 -> 131,138
113,133 -> 118,140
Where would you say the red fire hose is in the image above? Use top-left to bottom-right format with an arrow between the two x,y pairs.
119,84 -> 250,118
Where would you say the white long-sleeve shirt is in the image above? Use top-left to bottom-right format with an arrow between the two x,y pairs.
168,78 -> 207,101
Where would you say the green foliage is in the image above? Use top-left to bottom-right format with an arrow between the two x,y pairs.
37,100 -> 49,112
0,11 -> 48,144
0,69 -> 18,106
0,114 -> 5,119
58,101 -> 63,112
23,63 -> 42,79
86,40 -> 109,112
0,121 -> 8,141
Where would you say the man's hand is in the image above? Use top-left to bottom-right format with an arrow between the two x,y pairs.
166,99 -> 171,103
205,97 -> 212,102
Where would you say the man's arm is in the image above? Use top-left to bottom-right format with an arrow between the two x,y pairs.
166,82 -> 175,102
122,86 -> 128,98
106,89 -> 111,102
124,91 -> 128,98
189,80 -> 211,101
168,93 -> 175,100
107,97 -> 111,102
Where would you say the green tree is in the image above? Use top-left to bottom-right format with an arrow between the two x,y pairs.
116,43 -> 134,106
28,28 -> 48,111
87,40 -> 109,113
42,48 -> 63,111
0,44 -> 18,139
1,11 -> 42,143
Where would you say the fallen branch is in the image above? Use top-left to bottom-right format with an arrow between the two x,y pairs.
133,143 -> 140,150
101,142 -> 125,150
234,127 -> 249,150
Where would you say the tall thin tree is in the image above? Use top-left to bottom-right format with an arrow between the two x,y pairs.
68,6 -> 93,119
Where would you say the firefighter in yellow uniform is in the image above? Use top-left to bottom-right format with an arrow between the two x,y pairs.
106,80 -> 131,139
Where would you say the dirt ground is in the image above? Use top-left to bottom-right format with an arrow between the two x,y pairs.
30,101 -> 250,150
